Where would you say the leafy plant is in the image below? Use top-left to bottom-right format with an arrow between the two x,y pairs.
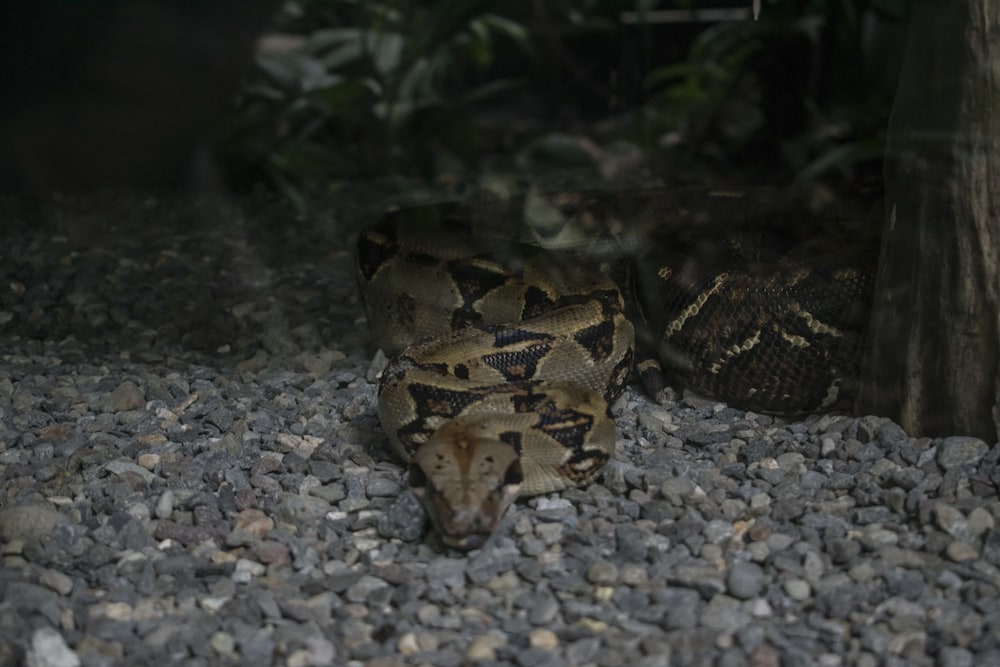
637,0 -> 911,187
217,0 -> 909,206
216,0 -> 533,206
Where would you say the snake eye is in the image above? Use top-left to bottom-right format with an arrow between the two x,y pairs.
409,462 -> 429,489
503,459 -> 524,487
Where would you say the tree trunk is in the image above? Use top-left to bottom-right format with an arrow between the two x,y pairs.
859,1 -> 1000,442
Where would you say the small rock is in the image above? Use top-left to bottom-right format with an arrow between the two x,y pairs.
704,520 -> 734,544
235,508 -> 274,538
535,522 -> 564,545
849,562 -> 877,582
526,591 -> 559,625
749,493 -> 771,512
465,631 -> 506,662
210,632 -> 236,659
766,533 -> 795,552
529,628 -> 559,650
301,637 -> 336,666
83,602 -> 126,624
366,476 -> 402,497
377,491 -> 426,542
38,568 -> 74,596
802,550 -> 826,580
586,560 -> 619,584
105,380 -> 145,412
137,453 -> 160,470
255,541 -> 290,565
934,504 -> 970,540
945,541 -> 979,563
398,633 -> 420,656
233,559 -> 266,581
155,490 -> 175,520
308,461 -> 341,484
783,579 -> 812,601
620,563 -> 648,586
345,575 -> 389,603
936,436 -> 989,469
938,646 -> 974,667
700,594 -> 750,632
876,422 -> 908,448
26,627 -> 80,667
967,507 -> 995,536
660,477 -> 697,502
154,521 -> 216,546
104,460 -> 155,484
301,350 -> 335,374
749,599 -> 773,618
638,405 -> 674,432
727,561 -> 766,600
310,484 -> 347,504
0,504 -> 68,543
285,650 -> 312,667
749,642 -> 781,667
206,407 -> 233,432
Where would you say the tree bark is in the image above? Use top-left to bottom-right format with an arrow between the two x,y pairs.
859,1 -> 1000,442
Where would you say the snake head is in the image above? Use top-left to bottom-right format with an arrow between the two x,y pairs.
409,416 -> 524,550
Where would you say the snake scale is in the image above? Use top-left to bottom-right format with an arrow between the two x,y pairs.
357,189 -> 875,549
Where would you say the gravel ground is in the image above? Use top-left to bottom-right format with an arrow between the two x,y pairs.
1,194 -> 999,667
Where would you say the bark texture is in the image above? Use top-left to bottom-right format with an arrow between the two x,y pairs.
859,1 -> 1000,441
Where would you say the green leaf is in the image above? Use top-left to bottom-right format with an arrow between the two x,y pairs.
479,14 -> 531,47
366,30 -> 405,77
794,136 -> 887,184
256,53 -> 330,93
309,79 -> 379,120
401,0 -> 496,65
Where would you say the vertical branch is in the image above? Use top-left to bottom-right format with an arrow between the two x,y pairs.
859,1 -> 1000,441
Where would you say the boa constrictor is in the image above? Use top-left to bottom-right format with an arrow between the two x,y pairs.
357,189 -> 874,549
357,202 -> 634,549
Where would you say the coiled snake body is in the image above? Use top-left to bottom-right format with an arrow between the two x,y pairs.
357,190 -> 873,549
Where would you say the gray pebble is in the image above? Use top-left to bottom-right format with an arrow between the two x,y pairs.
345,575 -> 389,603
874,421 -> 907,446
937,436 -> 989,469
938,646 -> 974,667
526,591 -> 559,625
308,460 -> 341,483
377,491 -> 427,542
26,627 -> 80,667
934,503 -> 970,540
726,561 -> 765,600
968,507 -> 995,536
0,504 -> 69,543
105,380 -> 145,412
155,490 -> 175,519
366,476 -> 403,497
104,459 -> 156,484
586,560 -> 619,584
38,569 -> 75,596
4,201 -> 1000,667
704,520 -> 734,544
310,483 -> 347,504
656,589 -> 702,629
783,579 -> 812,601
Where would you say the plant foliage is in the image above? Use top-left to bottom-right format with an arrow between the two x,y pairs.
215,0 -> 910,203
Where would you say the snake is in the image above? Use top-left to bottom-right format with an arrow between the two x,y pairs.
356,189 -> 874,549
